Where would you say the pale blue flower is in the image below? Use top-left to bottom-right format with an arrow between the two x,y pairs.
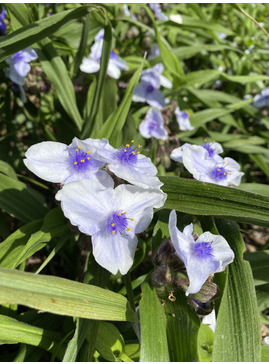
24,137 -> 114,188
170,141 -> 223,164
80,29 -> 128,79
5,47 -> 38,86
169,210 -> 234,295
0,7 -> 6,35
149,3 -> 168,21
133,63 -> 171,109
175,107 -> 194,131
253,87 -> 269,108
96,139 -> 163,189
172,144 -> 244,186
56,180 -> 167,274
218,32 -> 227,40
139,108 -> 168,140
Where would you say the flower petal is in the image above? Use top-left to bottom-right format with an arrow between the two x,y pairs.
107,61 -> 121,79
115,184 -> 167,232
92,230 -> 138,275
182,145 -> 215,181
80,58 -> 100,74
55,179 -> 114,236
170,143 -> 191,164
24,141 -> 71,183
146,88 -> 166,109
159,74 -> 172,89
197,232 -> 234,272
132,83 -> 147,103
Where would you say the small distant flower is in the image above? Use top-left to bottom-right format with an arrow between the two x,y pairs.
170,141 -> 223,164
24,137 -> 114,188
141,63 -> 172,89
5,47 -> 38,86
139,108 -> 168,140
56,180 -> 167,274
133,64 -> 171,109
253,87 -> 269,108
96,139 -> 163,189
176,144 -> 244,186
218,32 -> 227,40
149,3 -> 168,21
169,14 -> 183,24
175,107 -> 194,131
0,7 -> 6,35
132,81 -> 166,109
123,4 -> 137,20
80,29 -> 128,79
169,209 -> 234,295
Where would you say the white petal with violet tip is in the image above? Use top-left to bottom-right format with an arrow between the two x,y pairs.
55,179 -> 114,236
92,230 -> 138,275
24,141 -> 71,183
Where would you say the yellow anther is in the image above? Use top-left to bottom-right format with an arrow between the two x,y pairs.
124,149 -> 127,152
217,169 -> 221,171
126,227 -> 131,232
118,212 -> 122,216
132,151 -> 135,155
138,145 -> 141,148
112,230 -> 115,235
224,172 -> 227,175
131,139 -> 134,143
78,146 -> 81,149
227,163 -> 230,165
124,211 -> 127,214
81,159 -> 85,163
76,149 -> 78,152
87,157 -> 90,160
113,48 -> 119,54
130,218 -> 134,221
74,162 -> 78,165
137,151 -> 140,154
87,151 -> 90,154
126,144 -> 130,147
111,223 -> 115,227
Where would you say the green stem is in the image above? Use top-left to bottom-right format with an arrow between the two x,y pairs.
123,272 -> 136,311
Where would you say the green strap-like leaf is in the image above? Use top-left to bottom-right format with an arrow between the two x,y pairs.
0,5 -> 101,62
0,174 -> 48,223
212,219 -> 261,362
140,279 -> 170,362
160,176 -> 269,228
0,268 -> 138,322
95,59 -> 144,146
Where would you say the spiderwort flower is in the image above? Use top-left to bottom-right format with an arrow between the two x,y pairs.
139,108 -> 168,140
149,3 -> 168,21
96,139 -> 163,189
80,29 -> 128,79
5,47 -> 38,86
169,210 -> 234,295
0,7 -> 6,35
253,87 -> 269,108
56,180 -> 167,274
123,4 -> 137,20
23,137 -> 114,187
175,107 -> 194,131
141,64 -> 172,89
170,141 -> 223,164
181,145 -> 244,186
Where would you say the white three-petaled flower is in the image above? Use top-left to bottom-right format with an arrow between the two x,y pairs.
169,210 -> 234,295
56,180 -> 167,275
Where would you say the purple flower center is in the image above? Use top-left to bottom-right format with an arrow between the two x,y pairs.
193,241 -> 213,259
146,84 -> 155,93
13,51 -> 24,62
211,166 -> 228,181
180,112 -> 189,120
70,146 -> 92,172
106,211 -> 133,236
110,50 -> 117,59
149,121 -> 158,130
117,142 -> 141,165
202,143 -> 215,158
